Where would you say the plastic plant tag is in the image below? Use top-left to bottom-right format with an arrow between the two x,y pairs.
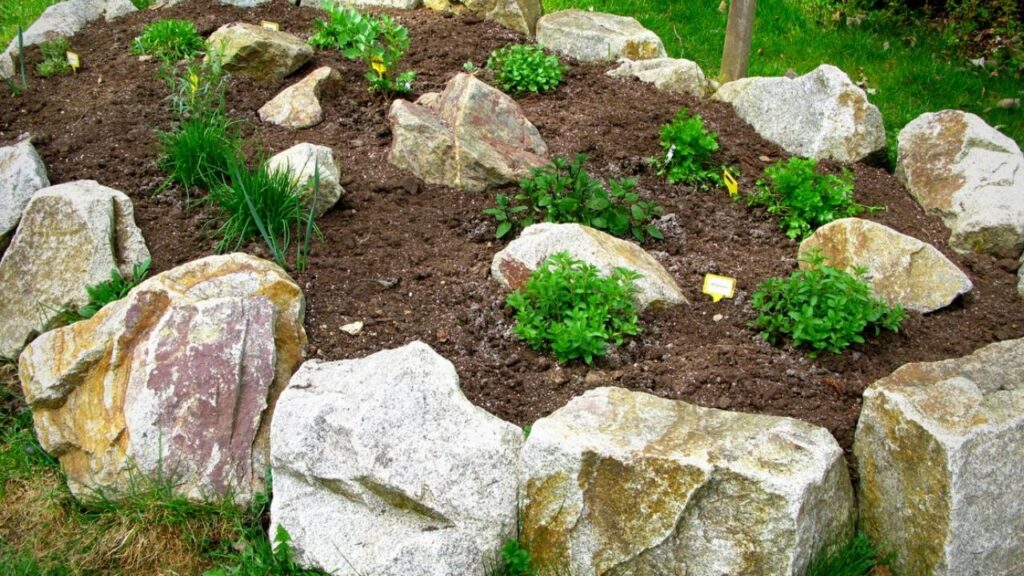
66,51 -> 80,73
723,168 -> 738,197
260,20 -> 281,31
371,57 -> 387,76
702,273 -> 736,303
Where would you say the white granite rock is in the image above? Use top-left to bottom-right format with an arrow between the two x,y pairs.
266,143 -> 343,216
536,10 -> 666,63
0,139 -> 49,250
606,57 -> 709,97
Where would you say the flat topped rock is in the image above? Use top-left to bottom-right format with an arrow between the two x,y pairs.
799,218 -> 972,313
0,139 -> 50,249
714,64 -> 886,164
270,342 -> 522,575
896,110 -> 1024,258
854,338 -> 1024,576
388,73 -> 548,192
206,23 -> 313,81
607,57 -> 709,97
0,180 -> 149,359
19,253 -> 307,504
491,222 -> 686,311
521,387 -> 855,576
536,10 -> 667,63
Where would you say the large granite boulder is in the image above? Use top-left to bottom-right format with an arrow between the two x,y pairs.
267,143 -> 344,217
259,66 -> 341,130
521,387 -> 855,576
713,64 -> 886,164
206,23 -> 313,81
854,338 -> 1024,576
536,10 -> 666,63
18,254 -> 307,503
896,110 -> 1024,258
0,181 -> 148,359
606,57 -> 709,97
1,0 -> 136,77
388,73 -> 548,192
799,218 -> 972,313
0,139 -> 50,251
491,223 -> 686,310
270,342 -> 522,575
424,0 -> 542,36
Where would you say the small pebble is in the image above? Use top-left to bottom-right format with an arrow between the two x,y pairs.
341,321 -> 364,336
713,314 -> 724,322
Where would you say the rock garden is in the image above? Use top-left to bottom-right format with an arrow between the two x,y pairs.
1,0 -> 1023,575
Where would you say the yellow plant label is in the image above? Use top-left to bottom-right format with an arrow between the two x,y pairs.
371,58 -> 387,76
723,168 -> 738,197
66,51 -> 80,72
260,20 -> 280,31
702,273 -> 736,303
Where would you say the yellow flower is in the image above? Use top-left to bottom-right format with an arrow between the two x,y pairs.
188,72 -> 199,94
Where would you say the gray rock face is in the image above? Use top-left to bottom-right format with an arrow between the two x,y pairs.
270,342 -> 523,576
2,0 -> 136,77
388,73 -> 548,192
304,0 -> 423,9
259,67 -> 341,129
1019,254 -> 1023,299
713,64 -> 886,164
896,110 -> 1024,258
424,0 -> 542,35
0,139 -> 49,251
521,387 -> 856,576
854,338 -> 1024,576
0,181 -> 149,359
799,218 -> 973,313
491,223 -> 686,311
206,23 -> 313,81
266,143 -> 344,217
536,10 -> 666,63
19,253 -> 307,504
606,58 -> 709,97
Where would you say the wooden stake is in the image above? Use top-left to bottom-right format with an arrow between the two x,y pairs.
721,0 -> 756,83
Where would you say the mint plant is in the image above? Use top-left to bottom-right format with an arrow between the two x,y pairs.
308,7 -> 414,95
308,5 -> 375,53
132,19 -> 205,63
507,252 -> 641,364
486,44 -> 563,95
746,157 -> 879,240
652,107 -> 720,188
751,250 -> 904,356
485,155 -> 663,242
36,37 -> 71,77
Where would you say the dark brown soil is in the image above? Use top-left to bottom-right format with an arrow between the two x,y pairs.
3,0 -> 1023,472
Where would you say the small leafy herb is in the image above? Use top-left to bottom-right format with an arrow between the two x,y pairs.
486,44 -> 563,95
132,19 -> 205,63
307,5 -> 374,53
74,259 -> 152,321
497,539 -> 536,576
308,6 -> 415,95
751,249 -> 904,356
36,37 -> 71,77
485,154 -> 664,242
652,107 -> 721,188
507,252 -> 641,364
746,157 -> 880,239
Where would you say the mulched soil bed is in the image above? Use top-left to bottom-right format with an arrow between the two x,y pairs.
3,0 -> 1023,474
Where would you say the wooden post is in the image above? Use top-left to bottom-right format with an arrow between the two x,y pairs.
720,0 -> 756,83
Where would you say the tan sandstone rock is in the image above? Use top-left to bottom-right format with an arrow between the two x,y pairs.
800,218 -> 972,313
206,23 -> 313,81
424,0 -> 542,36
259,66 -> 341,129
606,57 -> 709,97
521,387 -> 855,576
536,10 -> 666,63
18,254 -> 307,504
854,338 -> 1024,576
0,181 -> 148,359
266,143 -> 344,217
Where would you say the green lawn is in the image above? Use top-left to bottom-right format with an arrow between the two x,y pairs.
0,0 -> 59,48
543,0 -> 1024,155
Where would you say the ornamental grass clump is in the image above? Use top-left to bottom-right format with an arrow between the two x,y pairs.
652,107 -> 721,188
486,44 -> 563,95
132,19 -> 205,63
751,250 -> 904,356
485,154 -> 663,242
746,157 -> 880,240
507,252 -> 641,364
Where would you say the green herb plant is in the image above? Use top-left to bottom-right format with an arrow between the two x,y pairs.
507,252 -> 641,364
746,157 -> 880,240
308,6 -> 415,95
652,107 -> 721,188
307,5 -> 374,53
485,154 -> 664,242
132,19 -> 205,63
750,250 -> 904,356
486,44 -> 563,95
74,259 -> 152,321
36,37 -> 71,77
495,538 -> 536,576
